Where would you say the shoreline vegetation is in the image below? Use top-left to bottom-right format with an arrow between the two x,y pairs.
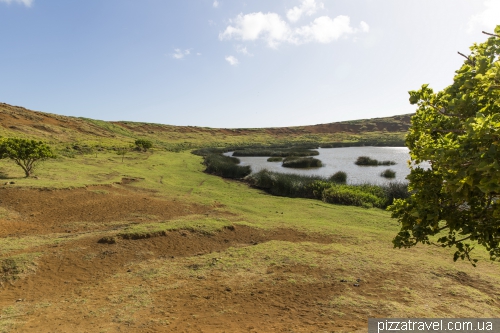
193,146 -> 409,209
281,156 -> 322,168
355,156 -> 396,166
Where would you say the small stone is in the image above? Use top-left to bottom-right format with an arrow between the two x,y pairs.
340,279 -> 348,282
225,287 -> 232,292
353,284 -> 360,287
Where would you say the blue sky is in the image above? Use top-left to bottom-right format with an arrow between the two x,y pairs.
0,0 -> 498,128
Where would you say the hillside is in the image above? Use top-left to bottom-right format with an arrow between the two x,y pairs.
0,102 -> 411,148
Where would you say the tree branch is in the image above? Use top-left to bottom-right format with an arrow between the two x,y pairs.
457,52 -> 475,66
482,31 -> 500,38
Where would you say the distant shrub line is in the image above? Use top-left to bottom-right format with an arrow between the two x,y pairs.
232,148 -> 319,157
282,157 -> 322,168
355,156 -> 396,166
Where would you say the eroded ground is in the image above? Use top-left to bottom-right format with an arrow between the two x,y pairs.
1,185 -> 499,333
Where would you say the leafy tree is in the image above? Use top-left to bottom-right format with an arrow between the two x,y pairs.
0,138 -> 55,177
134,139 -> 153,151
388,27 -> 500,264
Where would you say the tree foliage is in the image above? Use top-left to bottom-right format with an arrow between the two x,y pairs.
0,138 -> 55,177
388,27 -> 500,264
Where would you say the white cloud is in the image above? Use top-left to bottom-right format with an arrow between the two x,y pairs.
360,21 -> 369,33
0,0 -> 33,7
172,48 -> 191,59
235,45 -> 253,56
286,0 -> 324,23
219,12 -> 292,48
225,55 -> 239,66
220,12 -> 368,47
467,0 -> 500,33
213,1 -> 219,8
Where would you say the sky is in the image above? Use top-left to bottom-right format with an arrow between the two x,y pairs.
0,0 -> 498,128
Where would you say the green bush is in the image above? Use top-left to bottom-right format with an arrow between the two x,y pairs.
134,139 -> 153,151
267,157 -> 283,162
322,185 -> 386,208
203,154 -> 251,179
380,169 -> 396,178
249,170 -> 324,198
381,182 -> 410,205
282,157 -> 322,168
329,171 -> 347,184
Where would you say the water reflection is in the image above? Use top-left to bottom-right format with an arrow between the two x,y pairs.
225,147 -> 429,185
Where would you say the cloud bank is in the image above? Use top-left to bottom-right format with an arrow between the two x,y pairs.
219,12 -> 369,47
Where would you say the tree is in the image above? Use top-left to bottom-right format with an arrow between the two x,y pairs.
134,139 -> 153,152
0,138 -> 56,177
116,147 -> 129,162
388,26 -> 500,264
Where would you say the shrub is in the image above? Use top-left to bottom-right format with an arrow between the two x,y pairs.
355,156 -> 396,166
134,139 -> 153,151
381,182 -> 409,206
267,157 -> 283,162
380,169 -> 396,178
329,171 -> 347,184
282,157 -> 322,168
322,185 -> 386,208
249,170 -> 324,198
203,154 -> 251,179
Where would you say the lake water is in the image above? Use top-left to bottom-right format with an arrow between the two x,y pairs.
225,147 -> 428,185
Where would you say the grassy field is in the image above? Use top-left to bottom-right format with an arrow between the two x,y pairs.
1,148 -> 499,332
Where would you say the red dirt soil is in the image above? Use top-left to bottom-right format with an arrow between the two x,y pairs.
0,185 -> 376,332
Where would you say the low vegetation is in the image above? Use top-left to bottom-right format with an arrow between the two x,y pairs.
282,156 -> 322,168
202,153 -> 251,179
380,169 -> 396,178
248,169 -> 409,208
355,156 -> 396,166
267,157 -> 283,162
329,171 -> 347,184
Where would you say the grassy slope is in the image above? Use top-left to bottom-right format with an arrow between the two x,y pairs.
0,102 -> 410,149
1,150 -> 499,325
